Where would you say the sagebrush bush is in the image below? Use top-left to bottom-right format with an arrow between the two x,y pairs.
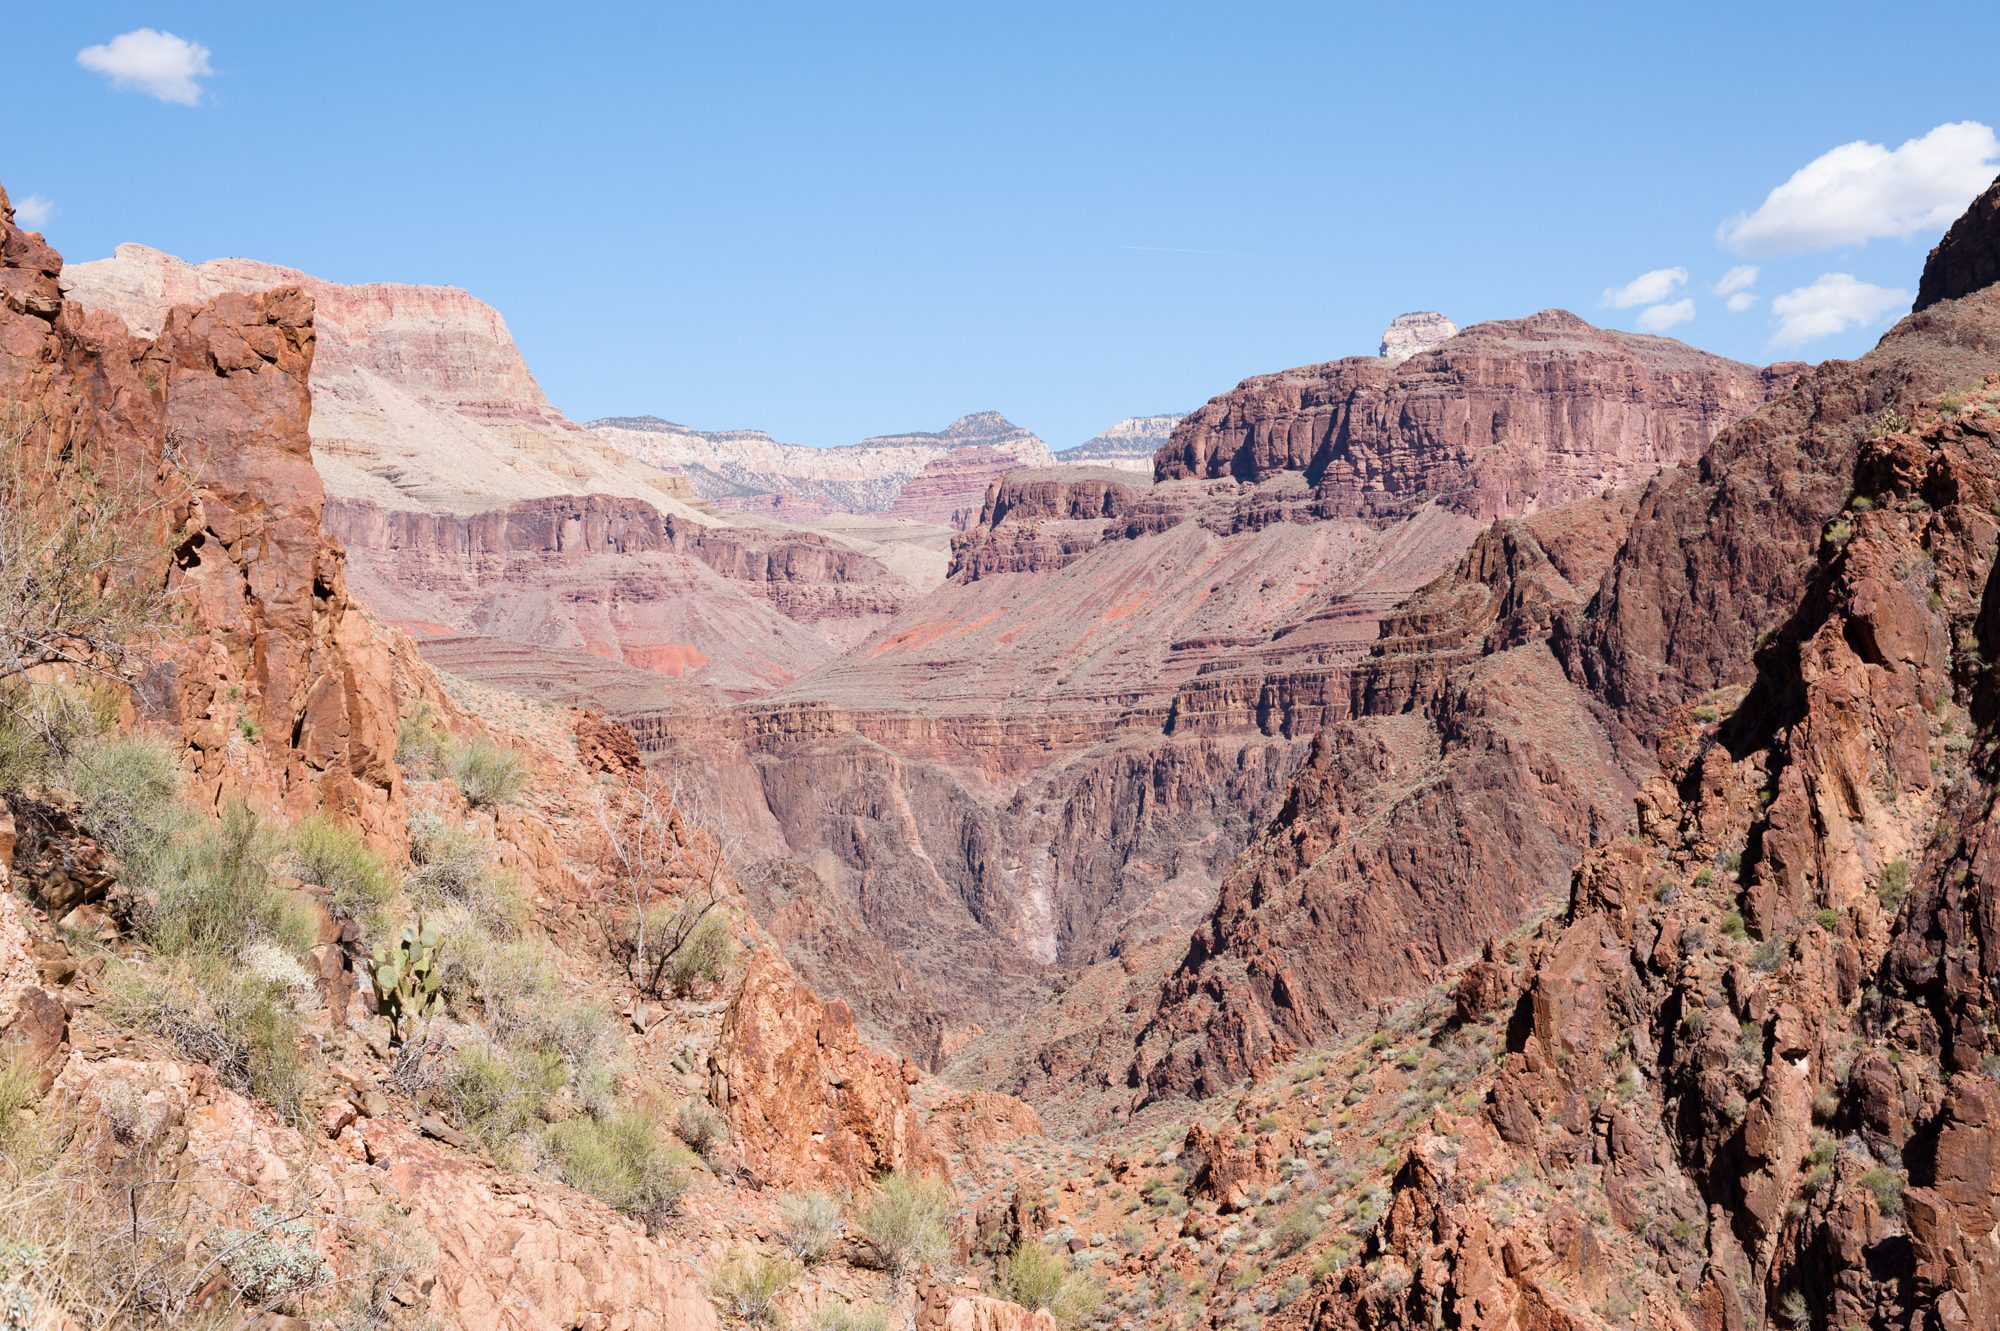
855,1172 -> 952,1277
447,736 -> 529,808
65,731 -> 181,863
289,813 -> 395,923
707,1248 -> 798,1325
104,958 -> 311,1125
775,1189 -> 840,1263
676,1098 -> 727,1162
139,802 -> 316,963
544,1103 -> 693,1227
395,701 -> 450,776
0,681 -> 118,794
406,810 -> 520,934
993,1241 -> 1103,1327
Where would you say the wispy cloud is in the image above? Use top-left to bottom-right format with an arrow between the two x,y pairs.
77,29 -> 213,105
1600,267 -> 1688,309
1720,121 -> 2000,256
1769,273 -> 1910,347
1726,291 -> 1758,313
12,195 -> 54,231
1635,298 -> 1696,333
1711,265 -> 1759,296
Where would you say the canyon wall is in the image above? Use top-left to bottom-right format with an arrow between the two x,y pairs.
634,316 -> 1791,1086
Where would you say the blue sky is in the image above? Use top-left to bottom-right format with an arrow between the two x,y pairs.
5,4 -> 1998,448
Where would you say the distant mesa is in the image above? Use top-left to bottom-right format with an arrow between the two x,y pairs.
1054,414 -> 1183,472
1379,310 -> 1458,363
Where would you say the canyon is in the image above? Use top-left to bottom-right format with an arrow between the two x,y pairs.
6,164 -> 2000,1331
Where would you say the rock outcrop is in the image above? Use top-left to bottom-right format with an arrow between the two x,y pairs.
1156,310 -> 1793,519
1916,172 -> 2000,311
1378,311 -> 1457,364
325,494 -> 916,695
1,188 -> 403,841
59,244 -> 694,515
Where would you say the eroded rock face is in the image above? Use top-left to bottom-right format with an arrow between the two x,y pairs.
1916,172 -> 2000,311
324,495 -> 915,694
1298,197 -> 2000,1328
1378,311 -> 1457,364
1054,415 -> 1182,472
59,244 -> 693,515
712,947 -> 940,1190
0,188 -> 403,842
1157,310 -> 1789,519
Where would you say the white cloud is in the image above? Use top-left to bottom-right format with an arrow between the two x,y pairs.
1634,299 -> 1696,333
77,29 -> 213,105
1601,266 -> 1688,310
1769,273 -> 1911,347
12,195 -> 53,230
1726,291 -> 1758,314
1720,121 -> 2000,256
1712,265 -> 1759,296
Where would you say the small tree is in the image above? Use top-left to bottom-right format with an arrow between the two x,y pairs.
593,774 -> 731,998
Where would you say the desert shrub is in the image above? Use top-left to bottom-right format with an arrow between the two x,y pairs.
856,1171 -> 952,1277
1273,1203 -> 1320,1256
214,1205 -> 332,1309
544,1103 -> 693,1227
0,681 -> 116,793
662,909 -> 737,998
1719,910 -> 1747,941
708,1248 -> 798,1325
775,1189 -> 840,1264
1879,859 -> 1910,909
395,700 -> 450,776
676,1098 -> 728,1162
447,735 -> 529,808
63,730 -> 181,862
289,813 -> 395,923
0,1058 -> 39,1146
810,1304 -> 890,1331
104,958 -> 311,1125
993,1240 -> 1102,1326
1860,1166 -> 1905,1216
139,802 -> 314,962
406,810 -> 521,935
1825,518 -> 1854,549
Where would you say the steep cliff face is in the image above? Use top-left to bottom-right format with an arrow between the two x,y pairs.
324,494 -> 915,694
59,244 -> 695,515
1156,310 -> 1795,520
1290,179 -> 2000,1331
0,191 -> 403,841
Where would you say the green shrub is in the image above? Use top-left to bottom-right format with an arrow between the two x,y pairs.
677,1098 -> 728,1162
1273,1203 -> 1320,1256
776,1189 -> 841,1264
395,701 -> 450,776
0,1057 -> 40,1146
1825,519 -> 1854,549
809,1304 -> 890,1331
291,813 -> 396,923
993,1240 -> 1103,1327
447,736 -> 529,808
406,810 -> 521,934
855,1171 -> 953,1277
65,731 -> 181,863
544,1103 -> 693,1227
707,1248 -> 798,1325
663,910 -> 737,998
1849,494 -> 1875,512
1860,1166 -> 1905,1216
140,802 -> 315,962
0,681 -> 117,794
1879,859 -> 1910,909
1719,910 -> 1747,941
105,958 -> 311,1125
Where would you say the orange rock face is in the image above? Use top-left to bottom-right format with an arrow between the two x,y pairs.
712,945 -> 941,1190
0,186 -> 403,842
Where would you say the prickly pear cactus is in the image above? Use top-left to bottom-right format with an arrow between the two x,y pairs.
370,916 -> 444,1043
